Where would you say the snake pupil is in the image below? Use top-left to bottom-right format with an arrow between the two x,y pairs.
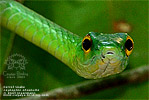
125,39 -> 133,51
83,39 -> 91,51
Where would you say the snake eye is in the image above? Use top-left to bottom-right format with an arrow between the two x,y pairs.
125,36 -> 134,56
82,34 -> 92,53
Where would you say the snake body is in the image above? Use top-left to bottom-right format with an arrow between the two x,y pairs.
0,0 -> 134,79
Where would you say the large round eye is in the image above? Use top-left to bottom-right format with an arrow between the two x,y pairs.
82,34 -> 92,53
125,36 -> 134,56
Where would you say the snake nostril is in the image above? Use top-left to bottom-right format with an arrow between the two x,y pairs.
101,54 -> 105,58
107,51 -> 114,54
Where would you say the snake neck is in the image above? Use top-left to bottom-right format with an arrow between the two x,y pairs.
0,0 -> 82,67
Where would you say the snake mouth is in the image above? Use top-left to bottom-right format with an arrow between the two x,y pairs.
76,55 -> 97,67
101,60 -> 110,74
75,53 -> 124,79
91,56 -> 123,79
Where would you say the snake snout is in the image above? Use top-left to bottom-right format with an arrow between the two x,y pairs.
101,46 -> 121,63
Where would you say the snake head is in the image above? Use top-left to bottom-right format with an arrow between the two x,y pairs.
74,32 -> 134,79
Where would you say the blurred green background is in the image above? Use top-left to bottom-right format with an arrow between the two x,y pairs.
1,0 -> 148,99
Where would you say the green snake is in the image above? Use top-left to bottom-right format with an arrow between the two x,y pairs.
0,0 -> 134,79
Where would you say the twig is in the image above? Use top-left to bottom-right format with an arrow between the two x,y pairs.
20,65 -> 148,100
